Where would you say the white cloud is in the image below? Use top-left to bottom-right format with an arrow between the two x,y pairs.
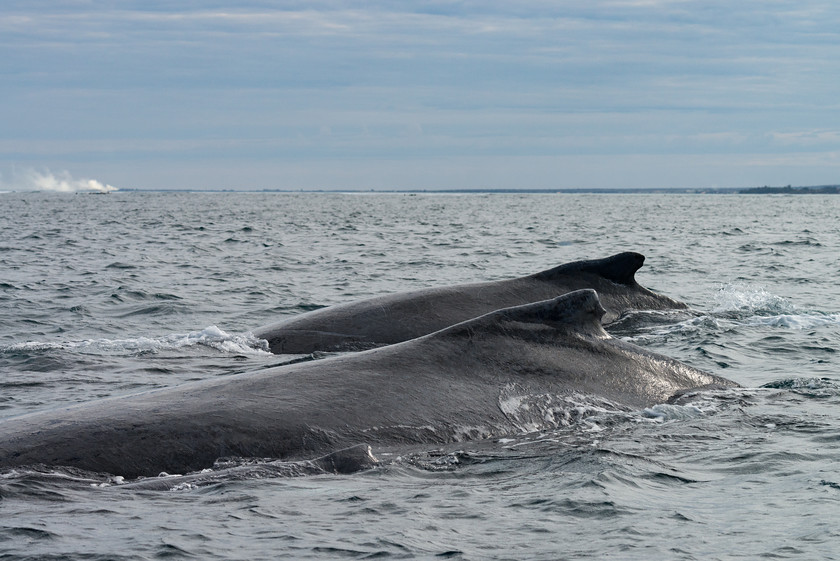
768,130 -> 840,146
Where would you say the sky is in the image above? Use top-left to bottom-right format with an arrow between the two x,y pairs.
2,1 -> 839,191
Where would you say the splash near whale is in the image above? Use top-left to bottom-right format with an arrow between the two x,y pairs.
0,290 -> 734,479
254,251 -> 687,354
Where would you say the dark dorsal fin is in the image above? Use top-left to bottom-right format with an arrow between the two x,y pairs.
532,252 -> 645,286
495,289 -> 606,327
440,289 -> 608,338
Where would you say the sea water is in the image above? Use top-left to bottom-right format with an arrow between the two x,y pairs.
1,191 -> 839,560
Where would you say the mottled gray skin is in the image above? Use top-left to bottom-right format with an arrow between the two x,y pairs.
254,251 -> 687,354
0,290 -> 734,479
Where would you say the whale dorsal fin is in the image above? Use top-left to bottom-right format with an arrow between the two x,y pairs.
438,289 -> 608,339
496,289 -> 606,328
532,252 -> 645,286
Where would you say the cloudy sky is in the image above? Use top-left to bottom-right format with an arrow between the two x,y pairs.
2,1 -> 839,190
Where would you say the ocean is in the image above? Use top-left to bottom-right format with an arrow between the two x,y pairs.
1,191 -> 838,560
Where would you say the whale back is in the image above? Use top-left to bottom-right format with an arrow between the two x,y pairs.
254,251 -> 686,354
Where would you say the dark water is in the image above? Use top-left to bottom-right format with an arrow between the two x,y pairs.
1,192 -> 839,560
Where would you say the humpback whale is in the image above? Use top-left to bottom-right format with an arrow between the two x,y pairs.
0,290 -> 733,479
254,252 -> 687,354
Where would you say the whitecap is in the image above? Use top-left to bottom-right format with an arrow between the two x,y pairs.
712,282 -> 796,315
642,403 -> 707,422
742,313 -> 840,330
689,283 -> 840,331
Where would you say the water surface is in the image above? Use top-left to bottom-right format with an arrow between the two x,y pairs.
1,192 -> 839,560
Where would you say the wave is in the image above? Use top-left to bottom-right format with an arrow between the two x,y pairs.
709,283 -> 839,330
642,403 -> 709,421
761,377 -> 840,398
740,313 -> 840,329
2,326 -> 270,357
711,282 -> 796,316
623,284 -> 840,345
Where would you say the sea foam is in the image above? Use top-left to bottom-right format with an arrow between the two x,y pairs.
2,326 -> 270,356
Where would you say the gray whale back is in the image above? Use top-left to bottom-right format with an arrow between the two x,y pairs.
0,290 -> 733,479
255,251 -> 687,354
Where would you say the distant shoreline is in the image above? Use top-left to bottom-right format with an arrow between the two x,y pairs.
113,184 -> 840,194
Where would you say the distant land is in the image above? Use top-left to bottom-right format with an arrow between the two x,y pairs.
737,185 -> 840,194
116,184 -> 840,194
